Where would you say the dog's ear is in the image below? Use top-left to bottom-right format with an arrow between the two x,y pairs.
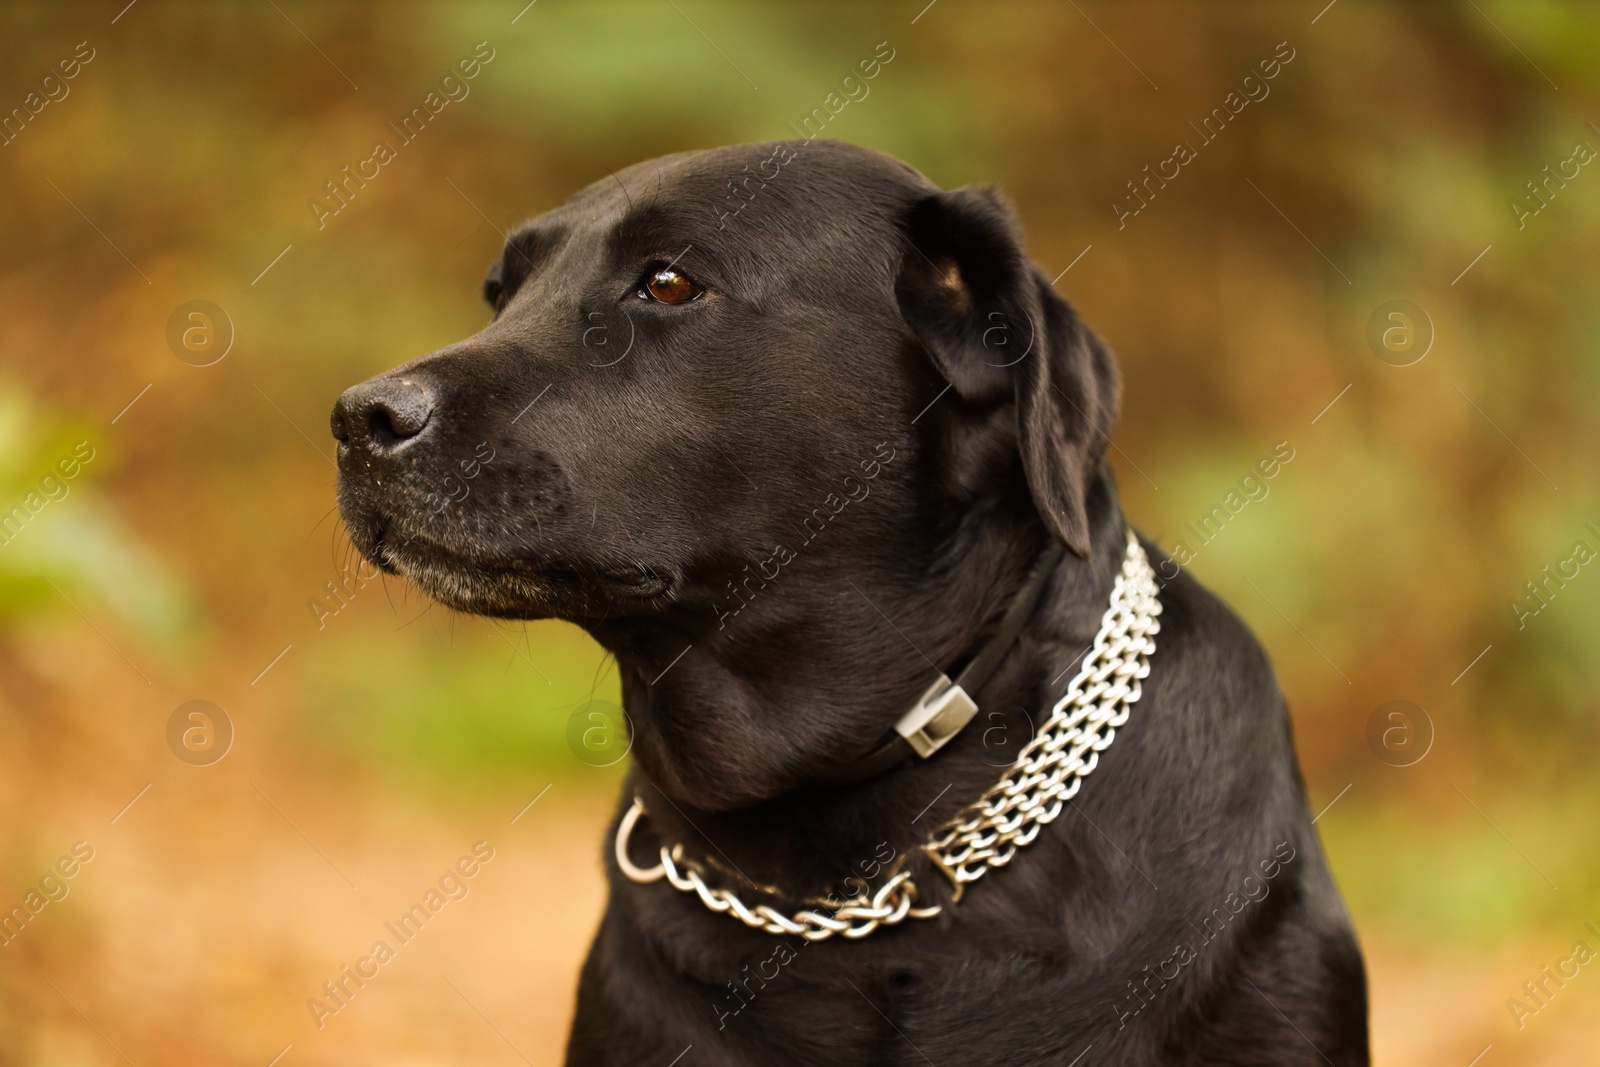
896,187 -> 1120,558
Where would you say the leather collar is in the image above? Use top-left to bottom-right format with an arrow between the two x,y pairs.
812,541 -> 1065,788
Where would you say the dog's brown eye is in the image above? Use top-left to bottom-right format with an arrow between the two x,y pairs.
643,268 -> 702,305
492,288 -> 507,313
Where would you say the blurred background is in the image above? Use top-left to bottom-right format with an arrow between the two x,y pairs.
0,1 -> 1596,1063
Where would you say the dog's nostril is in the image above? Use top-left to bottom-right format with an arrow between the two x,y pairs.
367,406 -> 403,445
333,377 -> 435,454
374,391 -> 431,440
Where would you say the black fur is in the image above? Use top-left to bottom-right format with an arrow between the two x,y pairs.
332,140 -> 1368,1065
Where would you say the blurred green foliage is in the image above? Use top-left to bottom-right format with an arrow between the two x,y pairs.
296,617 -> 624,789
0,389 -> 194,645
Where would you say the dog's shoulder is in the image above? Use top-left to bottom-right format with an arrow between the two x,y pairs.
1079,536 -> 1313,864
1136,538 -> 1295,744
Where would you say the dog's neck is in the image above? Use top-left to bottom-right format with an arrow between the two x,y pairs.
584,469 -> 1127,896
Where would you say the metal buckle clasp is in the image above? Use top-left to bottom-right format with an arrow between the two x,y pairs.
893,673 -> 979,759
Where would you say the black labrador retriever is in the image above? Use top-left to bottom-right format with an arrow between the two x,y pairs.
332,140 -> 1368,1065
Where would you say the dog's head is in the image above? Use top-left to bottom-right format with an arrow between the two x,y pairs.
333,139 -> 1118,649
333,141 -> 1122,803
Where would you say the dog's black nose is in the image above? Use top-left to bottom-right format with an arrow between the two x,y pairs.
332,377 -> 435,454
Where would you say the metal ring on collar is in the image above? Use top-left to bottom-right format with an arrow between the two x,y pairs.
615,797 -> 665,883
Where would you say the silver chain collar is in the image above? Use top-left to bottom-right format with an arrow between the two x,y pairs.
615,529 -> 1162,941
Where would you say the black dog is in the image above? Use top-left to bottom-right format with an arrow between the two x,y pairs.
332,140 -> 1368,1065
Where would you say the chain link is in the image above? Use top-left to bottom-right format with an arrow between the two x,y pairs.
922,528 -> 1162,893
615,529 -> 1162,941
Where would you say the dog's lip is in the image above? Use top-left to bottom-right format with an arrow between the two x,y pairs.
367,519 -> 401,574
376,529 -> 534,577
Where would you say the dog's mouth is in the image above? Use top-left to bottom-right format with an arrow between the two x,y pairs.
356,514 -> 676,620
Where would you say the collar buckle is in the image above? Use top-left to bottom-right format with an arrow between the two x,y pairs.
894,673 -> 979,759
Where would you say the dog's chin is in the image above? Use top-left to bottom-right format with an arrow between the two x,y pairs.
388,553 -> 559,619
362,530 -> 676,621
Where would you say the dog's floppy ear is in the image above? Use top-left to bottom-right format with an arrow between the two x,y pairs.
896,187 -> 1120,558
